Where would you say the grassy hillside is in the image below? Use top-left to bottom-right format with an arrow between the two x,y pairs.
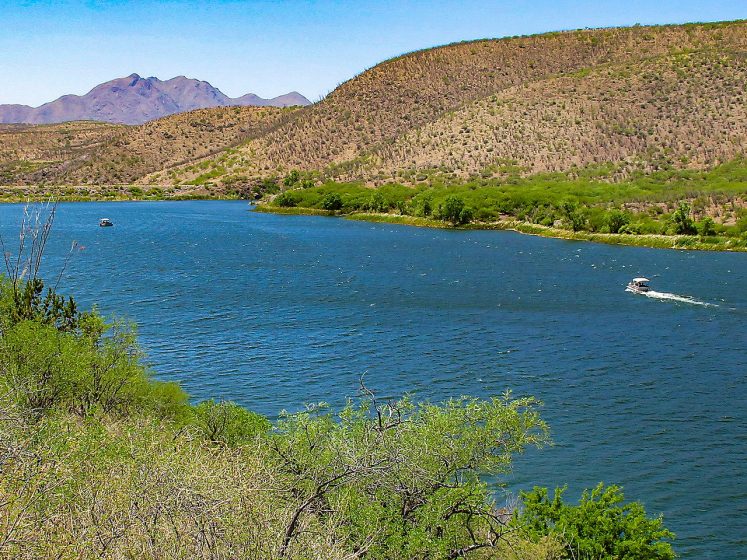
0,121 -> 124,184
370,50 -> 747,182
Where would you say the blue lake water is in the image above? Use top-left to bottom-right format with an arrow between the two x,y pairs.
1,200 -> 745,559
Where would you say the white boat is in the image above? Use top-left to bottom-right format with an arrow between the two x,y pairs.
99,218 -> 114,227
626,277 -> 651,294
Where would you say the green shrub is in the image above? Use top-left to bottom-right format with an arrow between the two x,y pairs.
670,203 -> 697,235
606,209 -> 631,234
275,192 -> 299,208
283,170 -> 300,187
193,399 -> 270,446
0,278 -> 188,420
516,483 -> 675,560
698,217 -> 716,236
436,195 -> 471,225
321,192 -> 343,211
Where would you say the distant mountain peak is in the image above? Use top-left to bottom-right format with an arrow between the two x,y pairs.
0,74 -> 311,125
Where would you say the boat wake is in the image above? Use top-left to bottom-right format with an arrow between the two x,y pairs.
643,290 -> 716,307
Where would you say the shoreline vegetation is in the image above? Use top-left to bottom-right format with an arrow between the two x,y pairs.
0,183 -> 744,251
254,206 -> 747,252
0,205 -> 677,559
253,158 -> 747,252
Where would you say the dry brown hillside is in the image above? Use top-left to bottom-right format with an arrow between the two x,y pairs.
369,50 -> 747,181
0,121 -> 123,184
170,20 -> 745,185
4,21 -> 747,194
1,106 -> 297,187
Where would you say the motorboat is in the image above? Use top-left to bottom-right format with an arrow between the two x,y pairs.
626,277 -> 651,294
99,218 -> 114,227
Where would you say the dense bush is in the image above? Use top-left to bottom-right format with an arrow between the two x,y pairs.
0,277 -> 188,419
516,483 -> 675,560
321,192 -> 343,211
193,399 -> 270,446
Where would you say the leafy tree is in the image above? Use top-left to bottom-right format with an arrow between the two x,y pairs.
670,203 -> 697,235
268,388 -> 548,558
366,191 -> 387,213
437,195 -> 473,225
560,200 -> 588,232
698,216 -> 716,236
259,177 -> 280,194
420,195 -> 433,217
321,193 -> 343,211
606,209 -> 630,234
515,483 -> 675,560
275,192 -> 298,208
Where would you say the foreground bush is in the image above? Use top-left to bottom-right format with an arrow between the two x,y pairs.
0,273 -> 675,559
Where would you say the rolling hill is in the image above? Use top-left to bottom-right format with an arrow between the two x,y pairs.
154,20 -> 746,188
0,105 -> 300,195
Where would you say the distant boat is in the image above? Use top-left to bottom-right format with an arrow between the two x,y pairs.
99,218 -> 113,227
626,277 -> 651,294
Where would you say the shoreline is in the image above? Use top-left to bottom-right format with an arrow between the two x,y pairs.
2,195 -> 743,252
253,205 -> 747,252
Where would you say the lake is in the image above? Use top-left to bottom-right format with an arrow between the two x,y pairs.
1,200 -> 745,559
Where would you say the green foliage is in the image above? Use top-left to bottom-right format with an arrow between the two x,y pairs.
606,209 -> 631,234
670,203 -> 697,235
259,177 -> 280,194
3,277 -> 82,333
0,277 -> 189,419
561,200 -> 588,232
321,192 -> 343,211
261,158 -> 747,242
275,191 -> 299,207
698,216 -> 716,236
269,391 -> 549,557
366,190 -> 387,212
435,195 -> 473,225
193,399 -> 270,446
283,170 -> 301,187
516,483 -> 675,560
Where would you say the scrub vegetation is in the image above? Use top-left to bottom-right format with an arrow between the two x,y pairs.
0,207 -> 676,558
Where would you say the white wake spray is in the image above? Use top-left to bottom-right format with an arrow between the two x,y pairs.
638,289 -> 716,307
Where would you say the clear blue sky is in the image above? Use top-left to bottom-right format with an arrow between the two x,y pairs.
0,0 -> 744,106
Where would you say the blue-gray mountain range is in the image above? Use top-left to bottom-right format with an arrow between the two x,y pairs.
0,74 -> 311,125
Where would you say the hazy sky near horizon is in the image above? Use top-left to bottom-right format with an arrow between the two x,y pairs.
0,0 -> 744,106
